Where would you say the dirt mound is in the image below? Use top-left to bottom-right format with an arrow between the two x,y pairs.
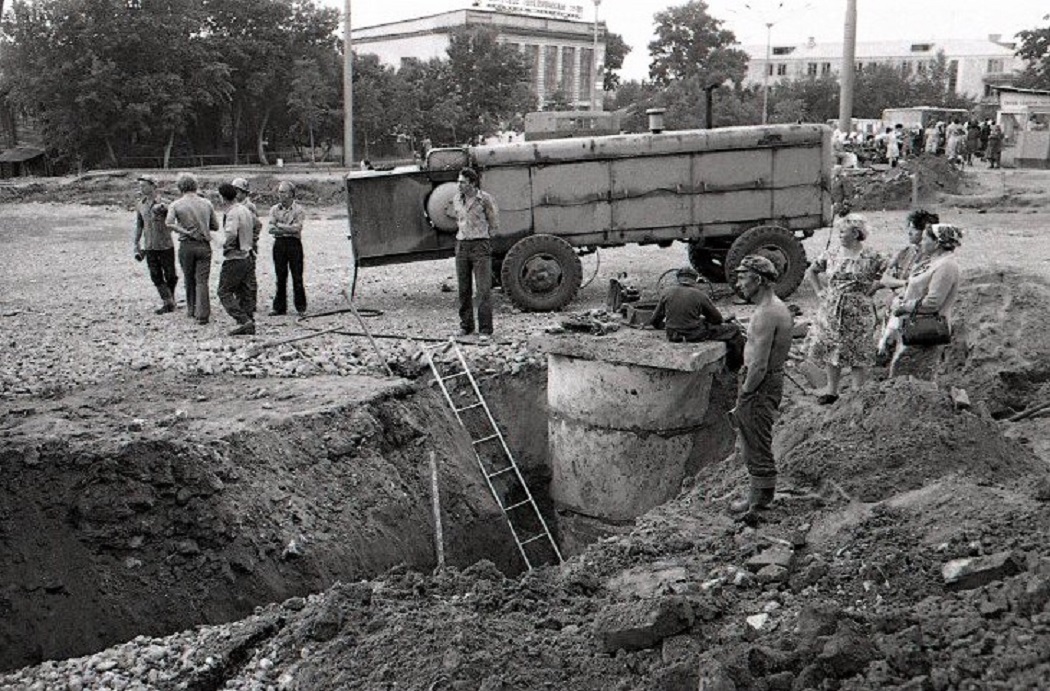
0,171 -> 348,209
847,154 -> 966,211
775,377 -> 1040,501
941,270 -> 1050,417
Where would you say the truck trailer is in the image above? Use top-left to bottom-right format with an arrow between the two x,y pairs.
347,123 -> 833,312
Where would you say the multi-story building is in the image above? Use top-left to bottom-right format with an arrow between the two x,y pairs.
352,5 -> 607,111
741,35 -> 1022,101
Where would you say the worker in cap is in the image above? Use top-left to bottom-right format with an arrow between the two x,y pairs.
131,174 -> 177,314
648,266 -> 747,370
728,254 -> 793,515
230,177 -> 261,319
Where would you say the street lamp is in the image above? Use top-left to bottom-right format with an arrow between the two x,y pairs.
761,21 -> 772,125
591,0 -> 601,112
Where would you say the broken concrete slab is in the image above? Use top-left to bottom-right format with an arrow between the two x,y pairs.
756,564 -> 790,585
593,596 -> 694,653
942,551 -> 1024,591
746,545 -> 795,572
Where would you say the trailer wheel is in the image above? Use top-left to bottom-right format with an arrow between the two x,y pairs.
501,234 -> 582,312
687,243 -> 731,284
724,225 -> 807,299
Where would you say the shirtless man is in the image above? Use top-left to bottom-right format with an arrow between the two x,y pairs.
729,255 -> 794,513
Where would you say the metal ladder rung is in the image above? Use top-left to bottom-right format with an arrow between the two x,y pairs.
453,402 -> 483,413
472,433 -> 500,446
440,371 -> 470,382
519,534 -> 548,546
504,498 -> 532,512
486,465 -> 515,479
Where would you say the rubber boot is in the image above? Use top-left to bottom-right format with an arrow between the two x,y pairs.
728,485 -> 775,513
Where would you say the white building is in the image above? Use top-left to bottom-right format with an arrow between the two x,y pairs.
352,7 -> 607,110
741,36 -> 1022,101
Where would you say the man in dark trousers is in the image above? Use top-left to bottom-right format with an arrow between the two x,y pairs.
216,182 -> 257,335
131,175 -> 177,314
452,167 -> 499,339
267,181 -> 307,317
649,266 -> 746,370
728,255 -> 794,514
165,172 -> 219,325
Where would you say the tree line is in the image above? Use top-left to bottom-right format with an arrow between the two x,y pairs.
1,0 -> 1048,171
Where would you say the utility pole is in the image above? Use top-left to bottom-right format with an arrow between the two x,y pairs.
343,0 -> 353,167
838,0 -> 857,136
591,0 -> 602,111
761,22 -> 773,125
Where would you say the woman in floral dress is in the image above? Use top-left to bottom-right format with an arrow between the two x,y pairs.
805,214 -> 888,404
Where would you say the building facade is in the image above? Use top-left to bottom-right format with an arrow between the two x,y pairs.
352,8 -> 607,111
741,36 -> 1022,101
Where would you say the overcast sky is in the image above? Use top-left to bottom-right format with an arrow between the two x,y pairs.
336,1 -> 1048,81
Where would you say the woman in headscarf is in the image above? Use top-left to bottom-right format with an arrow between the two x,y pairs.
876,208 -> 939,361
805,214 -> 888,404
889,223 -> 963,379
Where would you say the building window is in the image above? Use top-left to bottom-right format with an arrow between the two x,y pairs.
820,62 -> 831,75
807,62 -> 817,76
901,61 -> 912,76
772,46 -> 794,56
987,59 -> 1004,73
776,63 -> 787,76
856,62 -> 864,72
984,84 -> 996,98
910,43 -> 932,52
947,59 -> 959,94
544,45 -> 558,99
767,64 -> 774,77
580,47 -> 594,104
561,46 -> 576,99
916,61 -> 927,74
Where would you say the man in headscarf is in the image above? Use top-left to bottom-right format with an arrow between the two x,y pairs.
729,255 -> 794,515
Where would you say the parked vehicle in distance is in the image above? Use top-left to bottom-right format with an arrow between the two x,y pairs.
347,123 -> 834,312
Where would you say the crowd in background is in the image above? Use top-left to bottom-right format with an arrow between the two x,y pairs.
833,118 -> 1004,168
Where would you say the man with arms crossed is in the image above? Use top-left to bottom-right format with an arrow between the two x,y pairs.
729,255 -> 794,514
267,181 -> 308,317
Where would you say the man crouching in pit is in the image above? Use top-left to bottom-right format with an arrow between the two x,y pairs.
729,255 -> 794,514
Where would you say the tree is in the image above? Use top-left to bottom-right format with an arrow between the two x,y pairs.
351,52 -> 397,160
287,58 -> 334,163
444,26 -> 534,141
1016,16 -> 1050,90
648,0 -> 748,88
603,32 -> 631,91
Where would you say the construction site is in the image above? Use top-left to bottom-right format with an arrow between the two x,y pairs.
2,151 -> 1050,691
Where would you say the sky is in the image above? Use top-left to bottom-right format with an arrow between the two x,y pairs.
334,0 -> 1049,81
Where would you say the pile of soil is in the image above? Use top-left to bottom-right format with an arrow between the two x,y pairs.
0,171 -> 349,209
775,377 -> 1040,502
941,270 -> 1050,417
846,154 -> 966,211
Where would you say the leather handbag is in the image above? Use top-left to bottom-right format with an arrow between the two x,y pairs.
900,312 -> 951,346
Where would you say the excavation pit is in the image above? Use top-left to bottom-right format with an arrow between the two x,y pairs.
0,337 -> 735,672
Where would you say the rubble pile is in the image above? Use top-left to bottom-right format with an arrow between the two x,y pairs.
845,154 -> 966,212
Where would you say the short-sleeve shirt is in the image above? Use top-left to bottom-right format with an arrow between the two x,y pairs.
166,193 -> 218,244
136,196 -> 173,251
453,190 -> 499,241
222,203 -> 255,260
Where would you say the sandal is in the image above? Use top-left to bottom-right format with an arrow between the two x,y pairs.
817,393 -> 840,405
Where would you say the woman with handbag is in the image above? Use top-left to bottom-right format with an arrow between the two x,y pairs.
876,208 -> 940,363
889,223 -> 963,379
805,214 -> 888,405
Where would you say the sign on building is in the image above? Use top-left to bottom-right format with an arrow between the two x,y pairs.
479,0 -> 585,21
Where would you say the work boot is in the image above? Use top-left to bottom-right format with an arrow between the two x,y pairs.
229,320 -> 256,336
154,303 -> 175,315
728,486 -> 775,513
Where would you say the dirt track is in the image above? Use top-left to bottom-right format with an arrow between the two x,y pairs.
2,164 -> 1050,689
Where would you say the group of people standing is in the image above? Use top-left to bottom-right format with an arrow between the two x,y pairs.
805,209 -> 963,404
132,173 -> 308,335
926,118 -> 1004,168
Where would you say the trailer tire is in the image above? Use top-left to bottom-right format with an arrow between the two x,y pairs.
687,243 -> 731,284
725,225 -> 807,299
501,234 -> 582,312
